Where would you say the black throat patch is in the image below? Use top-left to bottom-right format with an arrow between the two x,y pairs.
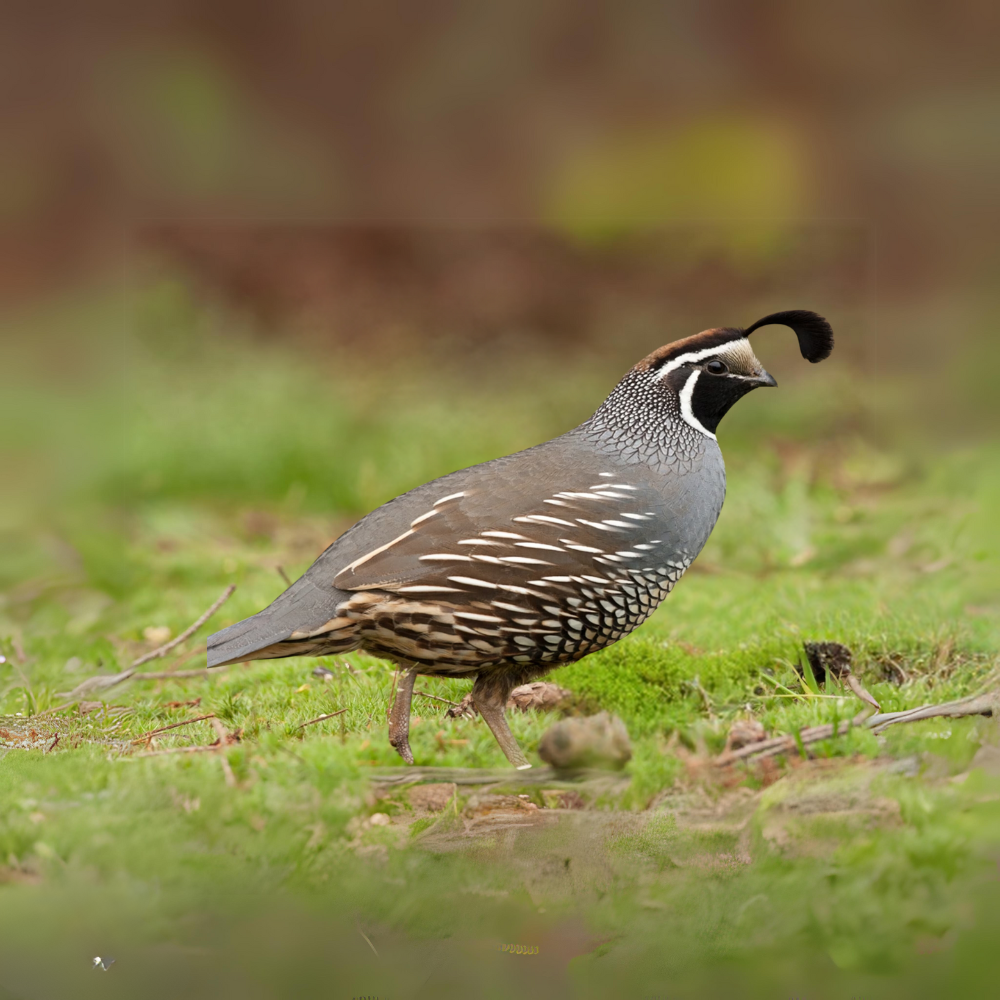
661,367 -> 762,434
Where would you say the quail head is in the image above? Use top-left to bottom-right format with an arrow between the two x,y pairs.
208,310 -> 834,768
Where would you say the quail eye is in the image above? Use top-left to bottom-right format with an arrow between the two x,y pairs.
705,359 -> 728,374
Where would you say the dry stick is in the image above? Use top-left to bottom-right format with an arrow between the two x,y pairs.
150,643 -> 205,674
718,688 -> 1000,766
46,734 -> 60,753
867,689 -> 999,734
42,585 -> 236,710
719,669 -> 879,765
131,713 -> 216,745
298,708 -> 347,729
415,690 -> 461,708
131,586 -> 237,669
125,714 -> 238,763
211,717 -> 238,788
716,712 -> 869,766
276,565 -> 292,587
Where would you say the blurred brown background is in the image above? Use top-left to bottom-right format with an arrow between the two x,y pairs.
1,0 -> 998,394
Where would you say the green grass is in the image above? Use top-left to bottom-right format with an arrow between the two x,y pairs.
2,300 -> 1000,997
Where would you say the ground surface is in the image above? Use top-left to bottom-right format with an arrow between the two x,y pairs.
2,314 -> 1000,998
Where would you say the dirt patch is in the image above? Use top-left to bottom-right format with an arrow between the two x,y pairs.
407,782 -> 457,813
461,793 -> 551,836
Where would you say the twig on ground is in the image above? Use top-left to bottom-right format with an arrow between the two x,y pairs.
218,743 -> 241,779
717,687 -> 999,766
147,644 -> 206,673
717,710 -> 872,765
128,720 -> 240,776
211,718 -> 238,787
415,690 -> 461,708
46,734 -> 60,753
132,586 -> 236,669
276,565 -> 292,587
33,701 -> 75,718
210,717 -> 230,741
298,708 -> 348,729
866,689 -> 999,734
131,713 -> 216,745
44,585 -> 236,707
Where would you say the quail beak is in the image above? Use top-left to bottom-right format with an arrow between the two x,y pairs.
753,368 -> 778,388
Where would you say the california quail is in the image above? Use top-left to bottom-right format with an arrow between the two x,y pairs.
208,310 -> 833,768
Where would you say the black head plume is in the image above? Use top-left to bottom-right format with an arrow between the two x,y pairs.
743,310 -> 834,363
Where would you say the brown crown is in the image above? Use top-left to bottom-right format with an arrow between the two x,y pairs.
635,328 -> 745,372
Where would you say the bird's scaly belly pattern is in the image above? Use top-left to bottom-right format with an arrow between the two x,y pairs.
297,556 -> 692,674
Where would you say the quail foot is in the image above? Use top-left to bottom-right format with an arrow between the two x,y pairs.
208,310 -> 834,768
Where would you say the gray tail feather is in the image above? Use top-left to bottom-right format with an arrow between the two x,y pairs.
207,575 -> 352,667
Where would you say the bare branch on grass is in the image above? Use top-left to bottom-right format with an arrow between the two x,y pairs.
131,713 -> 216,745
414,690 -> 461,708
866,689 -> 999,734
145,643 -> 205,673
298,708 -> 347,729
131,586 -> 236,669
211,717 -> 238,787
130,715 -> 240,787
41,586 -> 236,710
717,687 -> 999,766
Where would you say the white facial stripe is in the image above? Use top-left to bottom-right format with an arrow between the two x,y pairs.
654,340 -> 745,380
678,370 -> 717,440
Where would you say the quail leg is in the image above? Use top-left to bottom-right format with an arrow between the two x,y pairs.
388,663 -> 418,764
472,678 -> 531,770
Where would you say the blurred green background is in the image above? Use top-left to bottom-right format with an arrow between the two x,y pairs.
2,3 -> 1000,998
